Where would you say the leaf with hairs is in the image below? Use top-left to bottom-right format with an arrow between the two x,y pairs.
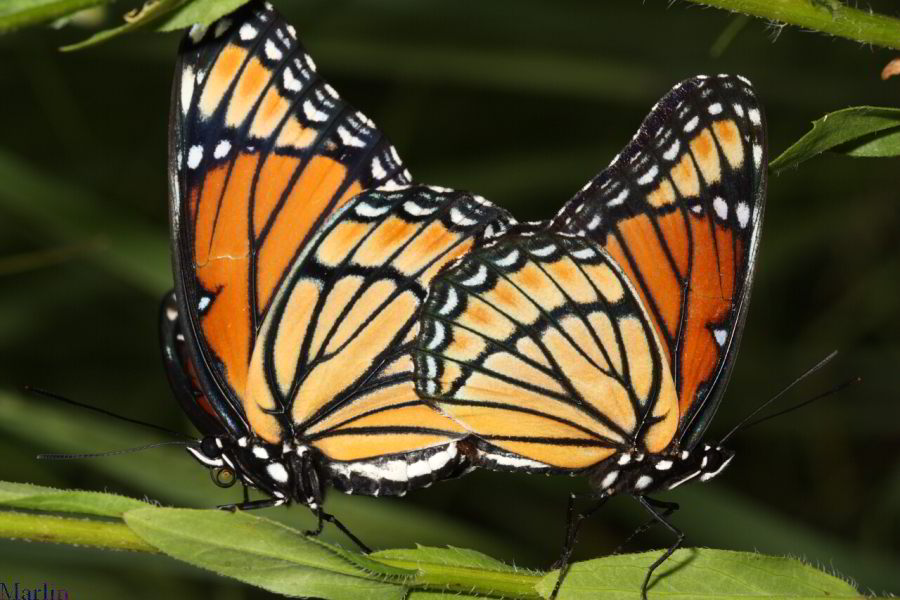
537,548 -> 860,600
0,480 -> 148,517
770,107 -> 900,174
156,0 -> 249,31
124,506 -> 415,599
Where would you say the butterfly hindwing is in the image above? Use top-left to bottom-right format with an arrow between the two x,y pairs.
168,1 -> 409,428
552,75 -> 766,447
240,185 -> 515,493
414,233 -> 679,472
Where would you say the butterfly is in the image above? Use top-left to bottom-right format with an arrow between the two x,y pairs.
159,0 -> 517,539
413,74 -> 766,597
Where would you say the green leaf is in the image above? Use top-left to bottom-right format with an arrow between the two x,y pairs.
408,593 -> 496,600
537,549 -> 860,599
0,480 -> 148,517
60,0 -> 186,51
371,545 -> 542,598
836,126 -> 900,158
0,0 -> 109,33
156,0 -> 249,32
124,506 -> 415,599
770,107 -> 900,174
374,545 -> 523,573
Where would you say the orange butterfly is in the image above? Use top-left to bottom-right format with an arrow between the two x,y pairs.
160,1 -> 515,541
414,74 -> 766,597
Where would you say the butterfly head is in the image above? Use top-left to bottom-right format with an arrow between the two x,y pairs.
186,436 -> 323,509
590,444 -> 735,496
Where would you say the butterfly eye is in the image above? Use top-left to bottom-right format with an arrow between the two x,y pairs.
200,437 -> 221,459
211,467 -> 237,488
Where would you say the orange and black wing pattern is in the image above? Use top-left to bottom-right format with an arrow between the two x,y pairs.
414,233 -> 679,472
244,185 -> 514,494
167,1 -> 408,435
552,75 -> 766,448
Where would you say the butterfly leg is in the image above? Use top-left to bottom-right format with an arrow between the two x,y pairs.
305,506 -> 372,554
217,497 -> 284,511
636,496 -> 684,600
612,499 -> 680,555
550,493 -> 608,600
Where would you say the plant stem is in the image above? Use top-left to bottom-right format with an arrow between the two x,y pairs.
0,510 -> 156,553
374,557 -> 544,599
684,0 -> 900,50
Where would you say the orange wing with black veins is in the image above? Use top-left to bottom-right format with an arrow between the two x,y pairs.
552,75 -> 767,448
168,1 -> 409,418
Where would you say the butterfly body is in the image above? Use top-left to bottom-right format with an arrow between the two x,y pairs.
586,444 -> 734,497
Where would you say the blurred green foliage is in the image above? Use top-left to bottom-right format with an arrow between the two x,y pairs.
0,1 -> 897,598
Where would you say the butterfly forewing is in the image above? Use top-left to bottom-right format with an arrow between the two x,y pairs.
415,233 -> 679,472
552,75 -> 766,447
168,1 -> 409,426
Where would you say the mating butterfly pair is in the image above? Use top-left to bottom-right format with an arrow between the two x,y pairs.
160,2 -> 765,597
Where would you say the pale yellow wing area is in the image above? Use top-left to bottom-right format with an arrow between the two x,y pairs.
244,185 -> 515,461
415,234 -> 679,471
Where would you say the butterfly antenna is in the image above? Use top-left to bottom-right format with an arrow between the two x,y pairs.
23,385 -> 193,441
38,440 -> 194,460
736,376 -> 861,434
719,350 -> 839,444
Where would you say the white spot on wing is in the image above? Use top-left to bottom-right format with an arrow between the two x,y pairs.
403,201 -> 437,216
213,140 -> 231,159
460,264 -> 488,287
355,202 -> 391,218
530,244 -> 556,257
608,189 -> 629,206
736,202 -> 750,228
684,116 -> 700,132
337,126 -> 366,148
303,100 -> 328,122
239,23 -> 258,41
714,328 -> 728,346
713,196 -> 728,221
371,157 -> 387,180
180,66 -> 195,115
187,145 -> 203,169
662,139 -> 681,161
439,287 -> 459,315
494,249 -> 520,267
450,207 -> 477,227
283,67 -> 303,92
213,18 -> 231,38
637,165 -> 659,186
188,24 -> 207,43
427,322 -> 446,350
748,108 -> 761,126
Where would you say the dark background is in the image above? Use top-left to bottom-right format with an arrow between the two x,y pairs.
0,1 -> 898,597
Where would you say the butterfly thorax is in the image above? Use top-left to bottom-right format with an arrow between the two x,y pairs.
187,436 -> 325,509
587,444 -> 735,497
